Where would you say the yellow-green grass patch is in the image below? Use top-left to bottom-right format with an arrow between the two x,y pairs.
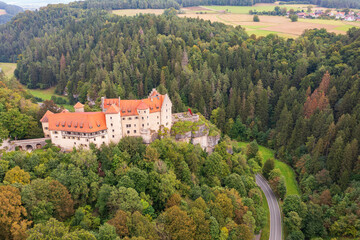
26,87 -> 74,111
0,62 -> 17,78
334,24 -> 358,31
238,141 -> 300,196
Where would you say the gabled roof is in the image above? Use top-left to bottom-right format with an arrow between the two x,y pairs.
119,95 -> 165,116
48,112 -> 107,133
74,102 -> 84,109
137,101 -> 149,110
103,90 -> 166,117
40,110 -> 54,123
105,104 -> 120,114
103,99 -> 120,108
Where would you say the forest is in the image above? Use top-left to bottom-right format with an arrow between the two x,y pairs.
70,0 -> 276,10
0,2 -> 360,240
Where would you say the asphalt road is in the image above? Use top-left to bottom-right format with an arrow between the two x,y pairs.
256,174 -> 282,240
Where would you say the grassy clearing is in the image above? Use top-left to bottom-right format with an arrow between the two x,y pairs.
202,4 -> 313,14
0,62 -> 17,78
260,189 -> 270,240
238,141 -> 300,196
26,87 -> 74,111
298,18 -> 345,26
334,24 -> 356,31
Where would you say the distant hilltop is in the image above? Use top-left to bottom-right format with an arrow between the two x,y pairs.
0,1 -> 23,24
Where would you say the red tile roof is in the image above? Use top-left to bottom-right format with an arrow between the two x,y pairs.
103,91 -> 165,117
74,102 -> 84,109
47,112 -> 107,133
137,101 -> 149,110
103,99 -> 120,108
118,95 -> 164,116
40,110 -> 54,123
105,104 -> 120,114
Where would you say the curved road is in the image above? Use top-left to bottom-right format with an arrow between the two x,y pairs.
256,174 -> 282,240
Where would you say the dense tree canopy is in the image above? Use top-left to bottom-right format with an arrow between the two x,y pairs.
0,1 -> 359,238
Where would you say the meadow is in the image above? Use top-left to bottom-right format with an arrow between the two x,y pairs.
0,62 -> 16,78
113,4 -> 360,38
0,62 -> 74,111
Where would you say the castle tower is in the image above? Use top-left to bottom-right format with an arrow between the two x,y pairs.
105,104 -> 122,143
137,101 -> 149,131
74,102 -> 84,112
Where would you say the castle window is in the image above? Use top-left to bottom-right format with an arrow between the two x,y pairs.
157,122 -> 159,125
142,117 -> 144,120
147,123 -> 149,126
127,130 -> 130,134
110,117 -> 112,120
135,117 -> 138,119
122,118 -> 125,120
128,117 -> 132,120
94,138 -> 96,141
166,123 -> 169,126
63,136 -> 65,139
112,135 -> 115,138
77,137 -> 80,140
102,136 -> 105,139
112,129 -> 114,132
142,124 -> 144,127
147,116 -> 149,119
134,124 -> 136,127
86,139 -> 89,142
74,142 -> 76,145
111,123 -> 113,127
134,130 -> 136,133
45,127 -> 48,130
157,116 -> 159,119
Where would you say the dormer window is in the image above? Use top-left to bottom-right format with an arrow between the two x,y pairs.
67,121 -> 72,127
56,122 -> 60,127
127,109 -> 131,113
74,122 -> 78,128
61,121 -> 66,127
80,122 -> 84,128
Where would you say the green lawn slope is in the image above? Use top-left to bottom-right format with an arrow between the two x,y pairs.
238,141 -> 300,196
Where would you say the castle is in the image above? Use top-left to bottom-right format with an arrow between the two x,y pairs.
40,89 -> 172,151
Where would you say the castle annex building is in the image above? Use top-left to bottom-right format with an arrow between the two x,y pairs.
40,89 -> 172,151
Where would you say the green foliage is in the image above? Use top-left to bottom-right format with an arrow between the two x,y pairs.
290,14 -> 298,22
262,158 -> 275,179
253,15 -> 260,22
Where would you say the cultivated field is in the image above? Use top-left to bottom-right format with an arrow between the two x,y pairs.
0,62 -> 16,78
113,4 -> 360,38
0,9 -> 6,15
112,9 -> 164,16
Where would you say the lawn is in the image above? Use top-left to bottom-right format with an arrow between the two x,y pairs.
238,141 -> 300,196
26,87 -> 74,111
0,62 -> 17,78
260,189 -> 270,240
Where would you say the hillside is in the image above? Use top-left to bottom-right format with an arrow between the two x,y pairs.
0,1 -> 23,24
0,1 -> 359,239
